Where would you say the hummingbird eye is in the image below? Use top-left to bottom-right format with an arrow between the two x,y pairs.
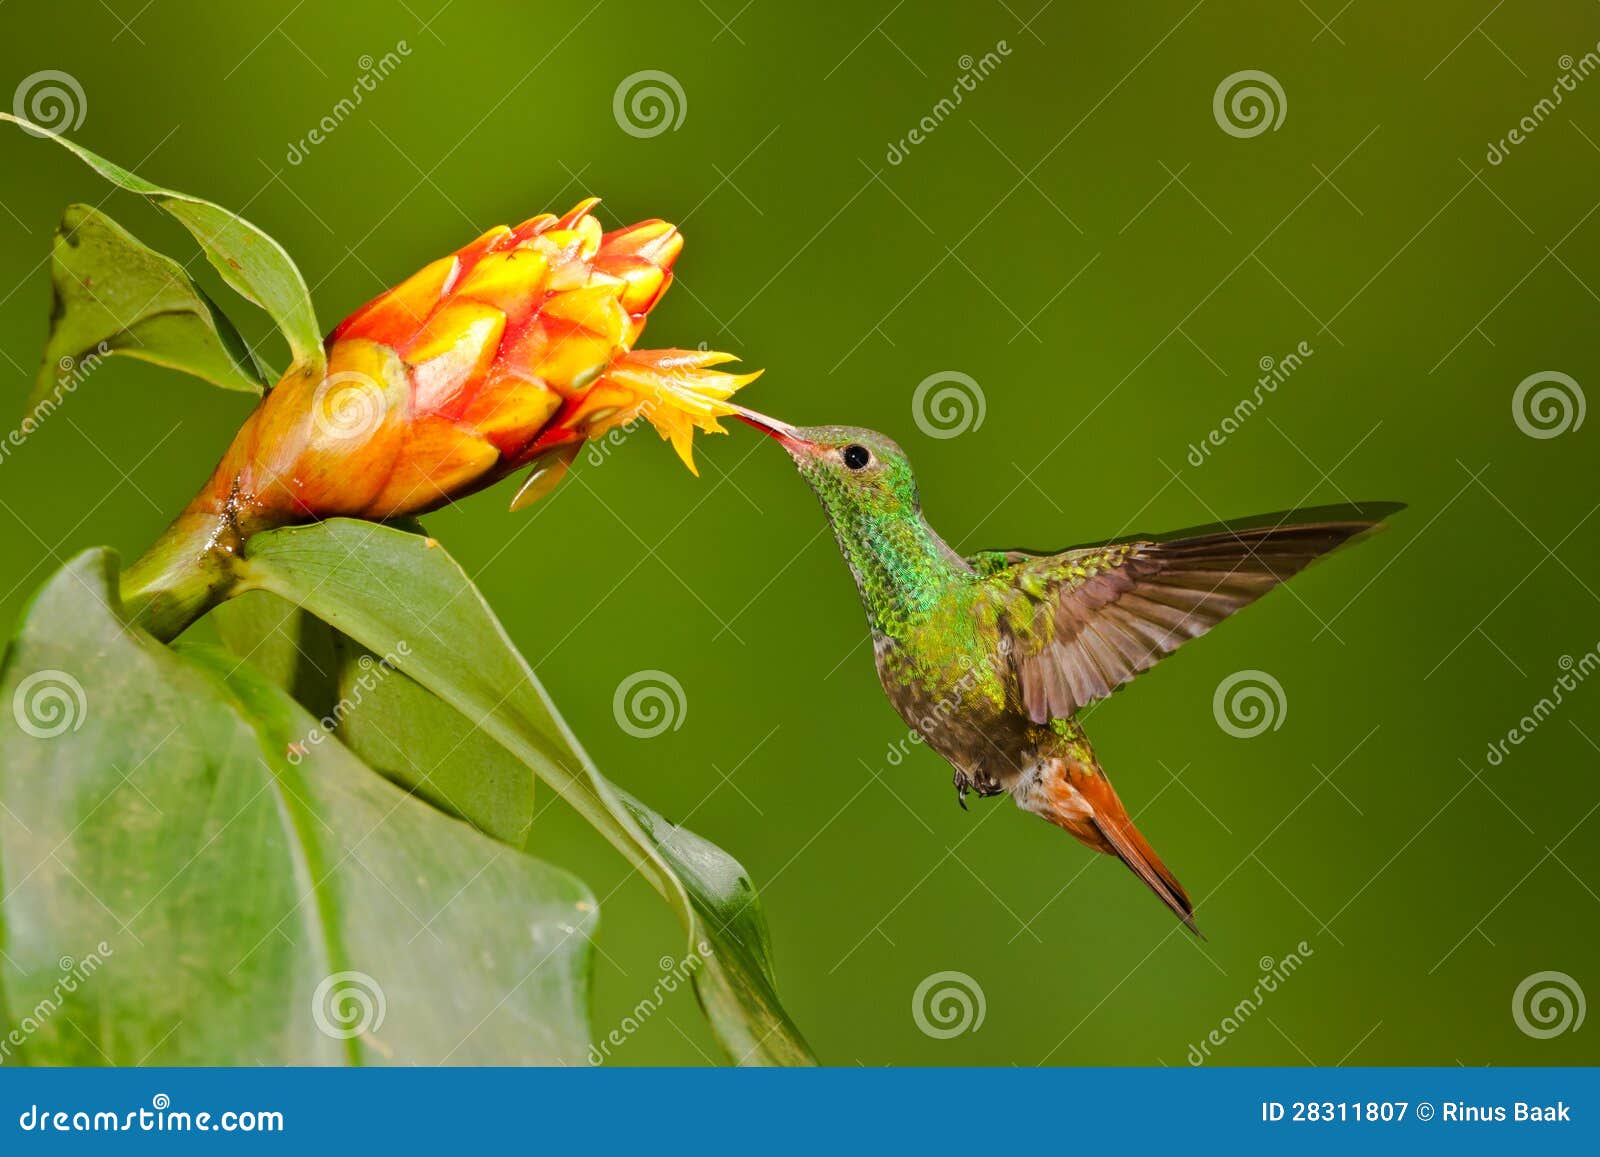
842,444 -> 871,470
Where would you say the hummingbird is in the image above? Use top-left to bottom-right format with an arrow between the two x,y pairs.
738,413 -> 1399,934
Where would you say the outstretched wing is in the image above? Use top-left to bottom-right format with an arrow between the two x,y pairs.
977,509 -> 1396,723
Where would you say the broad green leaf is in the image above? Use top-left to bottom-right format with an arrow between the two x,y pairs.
239,519 -> 816,1066
209,587 -> 338,715
2,113 -> 323,379
209,589 -> 537,847
32,204 -> 267,407
0,550 -> 595,1065
330,633 -> 537,848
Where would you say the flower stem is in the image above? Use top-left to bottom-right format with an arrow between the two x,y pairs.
119,510 -> 247,642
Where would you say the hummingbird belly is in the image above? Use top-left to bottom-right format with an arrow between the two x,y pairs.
872,632 -> 1034,796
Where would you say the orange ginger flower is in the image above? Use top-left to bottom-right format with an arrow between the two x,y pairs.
120,200 -> 758,637
194,197 -> 756,532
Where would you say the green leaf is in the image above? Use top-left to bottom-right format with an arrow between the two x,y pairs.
2,113 -> 323,379
209,589 -> 537,848
239,519 -> 816,1066
330,633 -> 537,849
32,204 -> 267,407
0,550 -> 595,1065
209,588 -> 339,715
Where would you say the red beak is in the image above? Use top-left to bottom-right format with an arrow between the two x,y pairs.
733,405 -> 811,450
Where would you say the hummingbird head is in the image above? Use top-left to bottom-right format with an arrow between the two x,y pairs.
735,410 -> 920,526
736,408 -> 961,628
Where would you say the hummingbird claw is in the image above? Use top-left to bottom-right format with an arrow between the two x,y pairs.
953,771 -> 971,810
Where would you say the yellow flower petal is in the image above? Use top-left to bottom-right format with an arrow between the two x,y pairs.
590,348 -> 762,472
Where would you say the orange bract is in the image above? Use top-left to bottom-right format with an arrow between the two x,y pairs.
187,199 -> 759,531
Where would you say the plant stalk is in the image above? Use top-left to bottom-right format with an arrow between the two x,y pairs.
119,509 -> 248,642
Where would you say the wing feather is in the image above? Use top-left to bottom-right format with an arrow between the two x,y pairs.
979,514 -> 1393,723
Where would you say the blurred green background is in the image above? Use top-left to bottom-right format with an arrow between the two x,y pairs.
2,0 -> 1598,1065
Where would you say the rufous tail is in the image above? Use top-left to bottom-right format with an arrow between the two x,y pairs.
1017,749 -> 1201,937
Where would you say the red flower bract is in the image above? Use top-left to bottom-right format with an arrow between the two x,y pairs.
189,197 -> 758,534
